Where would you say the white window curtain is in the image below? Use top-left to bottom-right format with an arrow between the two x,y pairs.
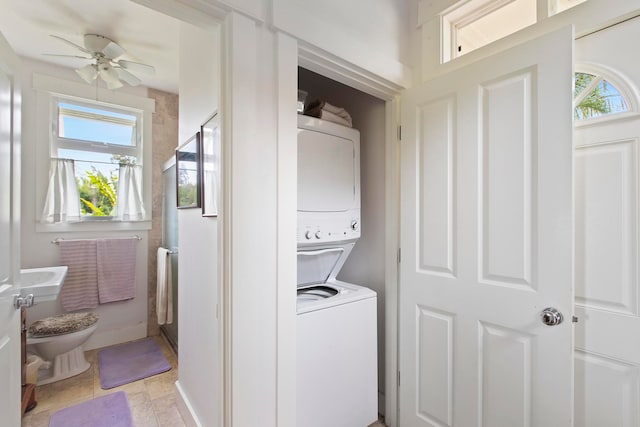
116,164 -> 145,221
41,158 -> 81,223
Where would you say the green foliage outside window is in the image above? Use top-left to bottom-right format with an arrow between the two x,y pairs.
76,155 -> 136,216
78,168 -> 117,216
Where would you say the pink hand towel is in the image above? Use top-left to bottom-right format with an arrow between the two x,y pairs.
97,238 -> 137,304
59,240 -> 99,311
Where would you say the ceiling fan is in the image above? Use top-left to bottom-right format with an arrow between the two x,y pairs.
46,34 -> 155,90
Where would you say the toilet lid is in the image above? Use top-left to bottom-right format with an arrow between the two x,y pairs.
28,312 -> 99,338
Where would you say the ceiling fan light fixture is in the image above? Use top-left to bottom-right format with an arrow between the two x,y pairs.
100,66 -> 124,90
76,64 -> 98,84
50,34 -> 154,91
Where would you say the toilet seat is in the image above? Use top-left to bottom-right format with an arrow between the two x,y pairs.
28,312 -> 98,338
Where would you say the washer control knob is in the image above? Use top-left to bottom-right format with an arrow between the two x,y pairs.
351,220 -> 359,231
315,231 -> 322,239
305,230 -> 313,240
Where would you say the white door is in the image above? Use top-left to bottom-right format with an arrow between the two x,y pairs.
574,17 -> 640,427
399,27 -> 574,426
0,31 -> 22,426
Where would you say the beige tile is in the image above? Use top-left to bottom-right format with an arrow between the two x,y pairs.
21,409 -> 51,427
23,337 -> 183,426
145,369 -> 178,400
151,393 -> 186,427
127,391 -> 159,427
93,375 -> 147,398
33,370 -> 94,414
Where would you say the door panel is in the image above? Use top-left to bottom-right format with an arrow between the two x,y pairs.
481,71 -> 533,287
0,31 -> 21,427
400,26 -> 574,427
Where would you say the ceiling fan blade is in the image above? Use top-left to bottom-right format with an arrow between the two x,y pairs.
102,41 -> 125,59
115,68 -> 141,86
50,35 -> 91,54
76,64 -> 98,84
117,59 -> 155,75
83,34 -> 124,59
43,53 -> 93,60
99,66 -> 123,90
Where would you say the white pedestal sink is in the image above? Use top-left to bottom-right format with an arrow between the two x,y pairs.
19,266 -> 68,303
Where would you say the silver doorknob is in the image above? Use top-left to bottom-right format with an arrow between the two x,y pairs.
14,294 -> 34,310
541,307 -> 563,326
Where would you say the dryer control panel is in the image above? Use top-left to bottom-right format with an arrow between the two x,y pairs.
298,210 -> 360,246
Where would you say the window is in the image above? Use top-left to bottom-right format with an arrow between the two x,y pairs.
34,73 -> 154,230
49,97 -> 144,219
443,0 -> 537,61
442,0 -> 589,62
574,72 -> 629,120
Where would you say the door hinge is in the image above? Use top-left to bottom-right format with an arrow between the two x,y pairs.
397,125 -> 402,141
397,371 -> 400,387
397,248 -> 401,264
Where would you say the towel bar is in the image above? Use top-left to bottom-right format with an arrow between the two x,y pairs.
51,235 -> 142,244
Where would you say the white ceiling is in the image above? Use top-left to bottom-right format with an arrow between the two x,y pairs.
0,0 -> 181,93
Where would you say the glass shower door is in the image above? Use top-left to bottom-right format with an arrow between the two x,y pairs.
161,162 -> 179,351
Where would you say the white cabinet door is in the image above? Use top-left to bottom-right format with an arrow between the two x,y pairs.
0,31 -> 22,427
399,26 -> 574,426
574,17 -> 640,427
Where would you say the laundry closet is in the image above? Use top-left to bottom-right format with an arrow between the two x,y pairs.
297,67 -> 388,413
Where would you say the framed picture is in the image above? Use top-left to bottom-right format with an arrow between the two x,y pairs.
200,112 -> 221,217
176,132 -> 201,208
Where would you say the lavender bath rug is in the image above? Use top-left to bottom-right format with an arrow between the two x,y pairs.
49,391 -> 133,427
98,337 -> 171,389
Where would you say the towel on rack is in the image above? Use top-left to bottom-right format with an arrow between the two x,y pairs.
96,238 -> 137,304
304,100 -> 353,127
156,248 -> 173,325
59,240 -> 99,311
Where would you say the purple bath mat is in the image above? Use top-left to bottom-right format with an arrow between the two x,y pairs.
98,338 -> 171,389
49,391 -> 133,427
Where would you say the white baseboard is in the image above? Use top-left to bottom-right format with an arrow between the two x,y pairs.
175,380 -> 202,427
83,322 -> 147,350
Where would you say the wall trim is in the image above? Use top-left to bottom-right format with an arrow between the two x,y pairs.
175,380 -> 203,427
383,97 -> 400,427
298,43 -> 406,101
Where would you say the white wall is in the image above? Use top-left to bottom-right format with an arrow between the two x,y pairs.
20,58 -> 151,350
175,21 -> 222,427
272,0 -> 414,88
298,67 -> 388,410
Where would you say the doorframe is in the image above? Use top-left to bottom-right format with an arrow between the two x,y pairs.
299,42 -> 404,427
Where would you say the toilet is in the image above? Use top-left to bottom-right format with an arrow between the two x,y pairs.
26,312 -> 98,385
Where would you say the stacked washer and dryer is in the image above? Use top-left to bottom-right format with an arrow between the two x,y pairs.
296,115 -> 378,427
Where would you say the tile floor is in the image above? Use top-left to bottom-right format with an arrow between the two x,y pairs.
21,335 -> 184,427
21,335 -> 387,427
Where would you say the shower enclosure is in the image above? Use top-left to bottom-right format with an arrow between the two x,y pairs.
161,160 -> 179,351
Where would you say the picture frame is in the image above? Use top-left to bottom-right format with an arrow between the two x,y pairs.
200,112 -> 221,217
176,132 -> 201,209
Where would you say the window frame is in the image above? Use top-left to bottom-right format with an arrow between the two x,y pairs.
33,73 -> 155,232
50,96 -> 144,221
53,97 -> 141,153
441,0 -> 590,64
574,63 -> 639,127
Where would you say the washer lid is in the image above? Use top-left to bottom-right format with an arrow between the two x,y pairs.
297,285 -> 339,303
297,243 -> 354,287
